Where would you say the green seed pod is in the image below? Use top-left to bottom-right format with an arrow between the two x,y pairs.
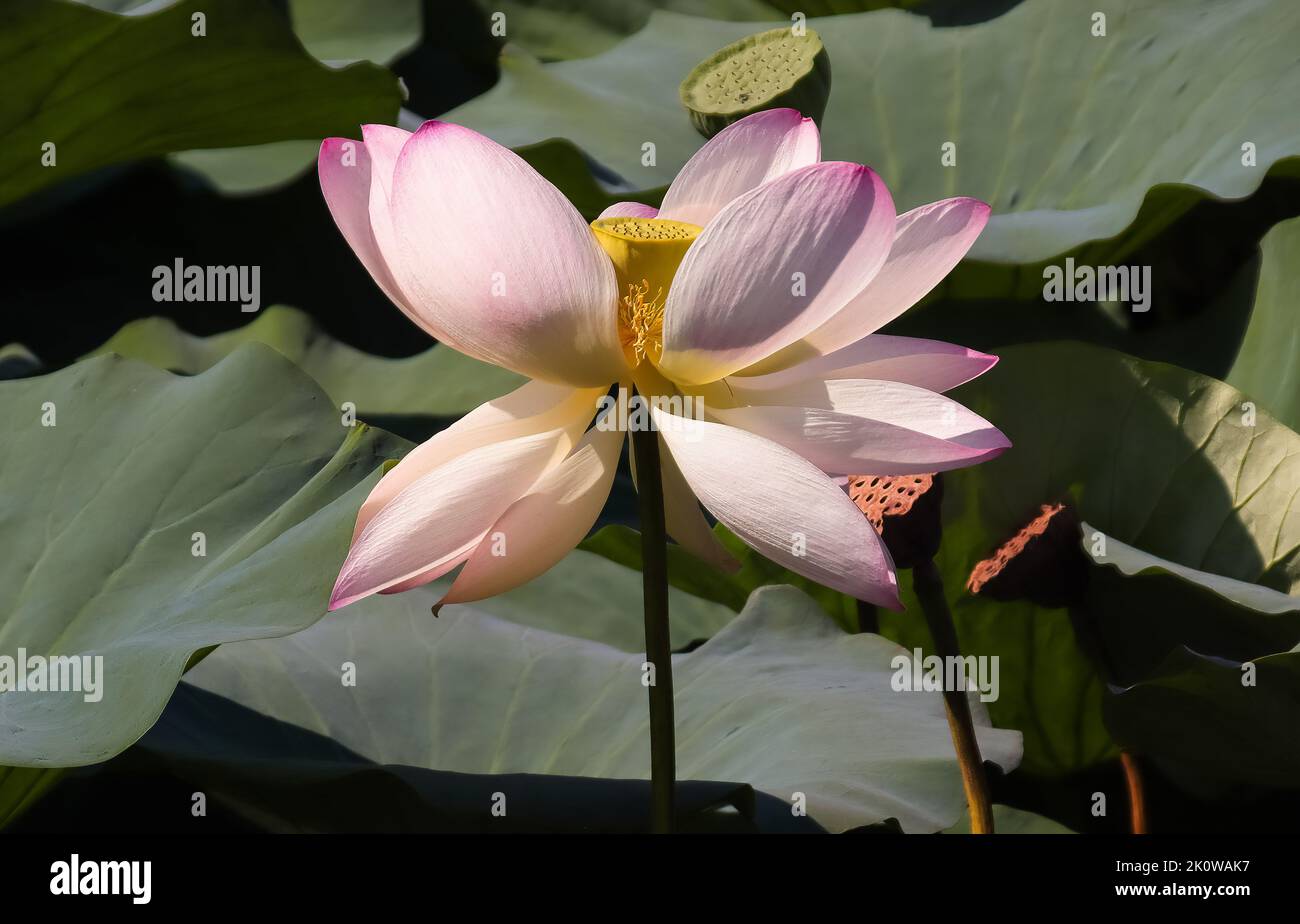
679,27 -> 832,140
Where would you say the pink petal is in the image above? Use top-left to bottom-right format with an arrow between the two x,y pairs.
330,429 -> 569,609
386,121 -> 625,387
799,198 -> 990,356
658,162 -> 896,386
657,108 -> 820,227
597,201 -> 659,220
319,126 -> 424,334
734,334 -> 999,394
712,378 -> 1010,475
351,380 -> 602,542
653,408 -> 901,608
437,425 -> 624,605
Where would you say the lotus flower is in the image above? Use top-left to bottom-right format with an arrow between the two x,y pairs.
320,109 -> 1007,612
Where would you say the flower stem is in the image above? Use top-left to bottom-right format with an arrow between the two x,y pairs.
1120,751 -> 1149,834
629,398 -> 675,834
913,558 -> 995,834
1067,606 -> 1151,834
855,599 -> 878,634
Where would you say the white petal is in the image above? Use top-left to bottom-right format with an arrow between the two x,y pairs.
330,429 -> 570,608
351,380 -> 602,541
438,425 -> 624,604
713,378 -> 1010,475
733,334 -> 999,393
654,408 -> 900,608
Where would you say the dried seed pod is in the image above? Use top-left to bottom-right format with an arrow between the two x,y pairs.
967,502 -> 1088,608
680,27 -> 832,139
848,473 -> 942,570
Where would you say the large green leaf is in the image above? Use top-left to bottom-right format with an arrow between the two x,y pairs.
0,345 -> 409,769
1105,646 -> 1300,791
85,305 -> 524,425
1082,523 -> 1300,684
186,583 -> 1022,833
167,0 -> 422,193
1076,522 -> 1300,792
69,683 -> 822,833
476,0 -> 781,61
878,341 -> 1300,775
1227,217 -> 1300,432
289,0 -> 421,63
0,0 -> 403,208
447,0 -> 1300,264
76,0 -> 423,62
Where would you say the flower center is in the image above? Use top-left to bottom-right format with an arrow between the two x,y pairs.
619,279 -> 666,366
591,216 -> 701,368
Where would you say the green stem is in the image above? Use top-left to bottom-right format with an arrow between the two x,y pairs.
913,558 -> 995,834
630,395 -> 675,834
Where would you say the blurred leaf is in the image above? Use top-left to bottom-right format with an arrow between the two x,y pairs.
81,683 -> 822,833
478,0 -> 782,61
446,546 -> 737,651
0,0 -> 403,208
168,140 -> 324,196
169,0 -> 422,193
1226,216 -> 1300,432
0,766 -> 63,830
186,583 -> 1022,833
944,803 -> 1075,834
0,345 -> 409,769
448,0 -> 1300,263
0,344 -> 42,381
1083,523 -> 1300,684
581,524 -> 749,611
515,138 -> 667,221
76,0 -> 423,62
1105,646 -> 1300,791
891,243 -> 1263,381
290,0 -> 421,63
580,523 -> 858,631
86,305 -> 525,428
